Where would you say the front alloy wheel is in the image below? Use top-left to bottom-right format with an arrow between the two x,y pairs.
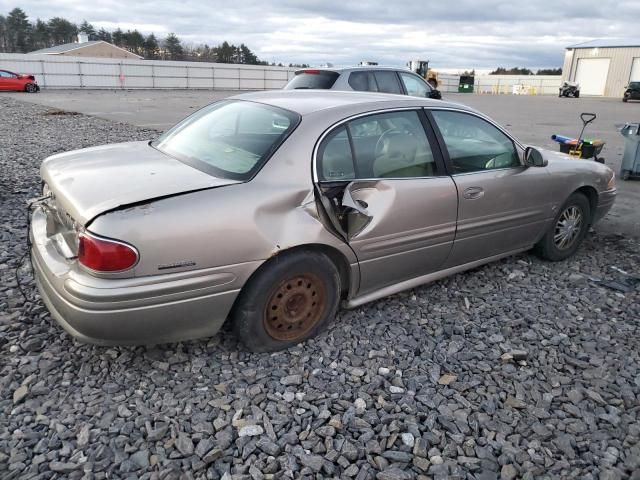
554,206 -> 583,250
534,192 -> 590,261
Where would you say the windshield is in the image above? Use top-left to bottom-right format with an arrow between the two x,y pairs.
285,70 -> 339,89
153,100 -> 300,180
629,82 -> 640,89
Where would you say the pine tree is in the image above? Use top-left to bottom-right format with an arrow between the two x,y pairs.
143,33 -> 159,59
7,8 -> 31,52
163,33 -> 183,60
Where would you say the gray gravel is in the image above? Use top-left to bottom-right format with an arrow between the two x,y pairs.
1,96 -> 640,480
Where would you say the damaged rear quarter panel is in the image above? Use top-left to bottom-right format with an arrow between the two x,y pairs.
88,121 -> 359,293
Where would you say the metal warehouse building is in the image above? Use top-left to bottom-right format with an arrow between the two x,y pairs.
562,39 -> 640,96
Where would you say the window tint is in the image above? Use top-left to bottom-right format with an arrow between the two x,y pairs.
319,127 -> 355,181
319,111 -> 436,180
153,100 -> 299,180
431,110 -> 520,173
348,71 -> 378,92
0,71 -> 13,78
284,71 -> 339,89
399,72 -> 431,97
373,71 -> 402,94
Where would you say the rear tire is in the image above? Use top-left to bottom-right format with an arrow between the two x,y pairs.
232,250 -> 340,352
534,192 -> 591,261
574,91 -> 580,98
25,83 -> 37,93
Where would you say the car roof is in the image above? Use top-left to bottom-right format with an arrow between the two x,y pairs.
295,66 -> 416,74
232,90 -> 473,117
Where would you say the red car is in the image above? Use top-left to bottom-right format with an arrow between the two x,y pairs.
0,69 -> 39,92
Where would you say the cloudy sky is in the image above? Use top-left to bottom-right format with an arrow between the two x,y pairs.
4,0 -> 640,69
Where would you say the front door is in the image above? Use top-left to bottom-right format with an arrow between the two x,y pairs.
315,109 -> 458,295
0,70 -> 19,91
428,109 -> 553,266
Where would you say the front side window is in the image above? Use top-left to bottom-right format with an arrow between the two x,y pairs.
431,110 -> 520,173
0,71 -> 13,78
153,100 -> 300,180
399,72 -> 431,98
318,110 -> 437,180
373,71 -> 402,94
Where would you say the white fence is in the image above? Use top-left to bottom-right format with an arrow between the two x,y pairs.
436,73 -> 562,95
0,53 -> 297,90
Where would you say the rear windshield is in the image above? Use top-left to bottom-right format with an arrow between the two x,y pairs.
152,100 -> 300,180
285,70 -> 339,90
629,82 -> 640,89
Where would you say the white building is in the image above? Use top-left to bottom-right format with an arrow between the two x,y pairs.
562,39 -> 640,96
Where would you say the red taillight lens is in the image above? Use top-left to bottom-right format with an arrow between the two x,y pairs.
302,69 -> 321,74
78,233 -> 138,272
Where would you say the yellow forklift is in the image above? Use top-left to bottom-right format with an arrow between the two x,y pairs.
407,60 -> 439,89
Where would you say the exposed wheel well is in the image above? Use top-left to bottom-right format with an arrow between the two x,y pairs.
574,186 -> 598,221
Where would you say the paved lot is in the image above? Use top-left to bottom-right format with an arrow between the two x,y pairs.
0,94 -> 639,480
4,89 -> 639,239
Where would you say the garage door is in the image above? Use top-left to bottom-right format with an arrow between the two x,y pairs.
575,58 -> 610,96
631,58 -> 640,82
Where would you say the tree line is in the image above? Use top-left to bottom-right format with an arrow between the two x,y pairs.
0,7 -> 309,66
490,67 -> 562,75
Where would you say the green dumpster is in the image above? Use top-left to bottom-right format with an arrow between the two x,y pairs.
458,75 -> 475,93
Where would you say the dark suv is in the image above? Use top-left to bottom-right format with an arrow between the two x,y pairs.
284,66 -> 442,99
623,82 -> 640,102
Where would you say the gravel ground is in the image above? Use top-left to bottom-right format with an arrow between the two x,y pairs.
1,96 -> 639,480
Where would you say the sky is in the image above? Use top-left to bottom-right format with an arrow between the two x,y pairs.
4,0 -> 640,70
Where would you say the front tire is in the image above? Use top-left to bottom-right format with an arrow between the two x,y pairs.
25,83 -> 38,93
232,250 -> 340,352
535,192 -> 591,261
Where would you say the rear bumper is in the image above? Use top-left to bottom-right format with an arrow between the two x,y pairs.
30,207 -> 259,345
593,188 -> 616,224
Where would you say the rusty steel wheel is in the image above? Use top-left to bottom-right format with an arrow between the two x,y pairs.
263,273 -> 327,341
232,250 -> 340,352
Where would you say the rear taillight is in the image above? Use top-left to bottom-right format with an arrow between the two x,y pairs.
302,69 -> 321,74
78,233 -> 138,272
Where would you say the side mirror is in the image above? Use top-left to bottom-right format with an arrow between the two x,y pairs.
428,89 -> 442,100
524,146 -> 548,167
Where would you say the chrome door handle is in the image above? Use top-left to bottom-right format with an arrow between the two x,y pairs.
463,187 -> 484,199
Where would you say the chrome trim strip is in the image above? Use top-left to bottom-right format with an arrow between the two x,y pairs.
344,246 -> 529,308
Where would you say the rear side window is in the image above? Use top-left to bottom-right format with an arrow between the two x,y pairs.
318,110 -> 437,180
348,71 -> 378,92
285,70 -> 339,90
374,71 -> 402,94
318,127 -> 355,181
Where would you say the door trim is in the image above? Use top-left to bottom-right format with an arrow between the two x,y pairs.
344,245 -> 530,308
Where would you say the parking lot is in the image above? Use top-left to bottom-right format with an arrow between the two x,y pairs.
1,91 -> 639,480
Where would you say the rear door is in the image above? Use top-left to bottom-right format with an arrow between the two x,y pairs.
314,109 -> 458,295
428,109 -> 552,266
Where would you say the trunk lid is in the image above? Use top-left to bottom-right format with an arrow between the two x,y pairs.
41,141 -> 239,225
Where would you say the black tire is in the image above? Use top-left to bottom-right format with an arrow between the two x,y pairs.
25,83 -> 38,93
574,91 -> 580,98
534,192 -> 591,261
232,250 -> 340,352
622,170 -> 631,181
623,96 -> 628,103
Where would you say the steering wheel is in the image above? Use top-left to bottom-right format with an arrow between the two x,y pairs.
374,129 -> 403,159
